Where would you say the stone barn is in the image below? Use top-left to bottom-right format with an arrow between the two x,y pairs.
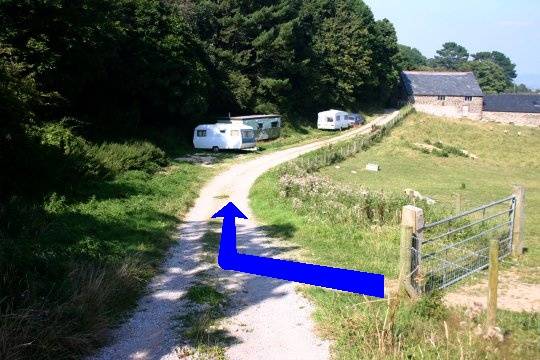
401,71 -> 483,120
483,94 -> 540,127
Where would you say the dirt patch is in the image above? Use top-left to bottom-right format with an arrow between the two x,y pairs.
175,154 -> 218,166
444,269 -> 540,313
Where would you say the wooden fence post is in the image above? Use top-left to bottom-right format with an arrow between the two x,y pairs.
486,238 -> 499,329
512,185 -> 525,257
399,205 -> 425,298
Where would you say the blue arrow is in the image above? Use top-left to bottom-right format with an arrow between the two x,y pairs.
212,202 -> 385,298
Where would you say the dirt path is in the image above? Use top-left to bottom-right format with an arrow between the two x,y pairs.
90,111 -> 400,360
444,269 -> 540,313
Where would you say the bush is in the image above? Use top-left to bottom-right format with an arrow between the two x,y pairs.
6,121 -> 105,199
89,141 -> 168,176
410,291 -> 449,321
19,122 -> 169,195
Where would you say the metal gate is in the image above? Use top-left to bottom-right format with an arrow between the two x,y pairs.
411,195 -> 516,293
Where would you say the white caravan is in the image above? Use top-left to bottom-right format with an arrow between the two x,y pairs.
317,109 -> 350,130
193,123 -> 256,152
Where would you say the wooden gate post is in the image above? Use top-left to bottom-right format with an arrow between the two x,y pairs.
512,185 -> 525,257
486,239 -> 499,328
399,205 -> 424,298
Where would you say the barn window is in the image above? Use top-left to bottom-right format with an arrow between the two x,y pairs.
196,130 -> 207,137
271,121 -> 278,128
437,95 -> 446,101
465,96 -> 473,101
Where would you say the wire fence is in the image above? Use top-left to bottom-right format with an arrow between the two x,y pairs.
412,195 -> 516,293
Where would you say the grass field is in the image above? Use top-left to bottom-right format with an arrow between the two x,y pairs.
319,113 -> 540,268
250,112 -> 540,359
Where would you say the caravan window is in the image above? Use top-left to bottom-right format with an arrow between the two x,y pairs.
241,129 -> 255,141
196,130 -> 207,137
258,123 -> 263,129
327,117 -> 333,122
230,130 -> 240,136
219,129 -> 226,134
271,121 -> 278,128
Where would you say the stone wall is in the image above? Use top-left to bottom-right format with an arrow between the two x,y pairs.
482,111 -> 540,127
411,95 -> 483,120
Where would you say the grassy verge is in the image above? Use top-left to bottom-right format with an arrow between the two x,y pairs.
250,112 -> 539,358
1,162 -> 215,359
0,122 -> 219,359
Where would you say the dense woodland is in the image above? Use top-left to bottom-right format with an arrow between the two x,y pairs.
1,0 -> 402,199
0,1 -> 532,358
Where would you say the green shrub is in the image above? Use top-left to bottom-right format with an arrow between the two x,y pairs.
410,291 -> 448,321
19,121 -> 106,195
89,141 -> 168,176
26,122 -> 169,185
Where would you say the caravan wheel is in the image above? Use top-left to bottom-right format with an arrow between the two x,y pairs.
212,146 -> 220,153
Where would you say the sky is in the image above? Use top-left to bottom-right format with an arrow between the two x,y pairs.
364,0 -> 540,89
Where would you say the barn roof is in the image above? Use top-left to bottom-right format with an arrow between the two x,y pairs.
484,94 -> 540,113
401,71 -> 483,97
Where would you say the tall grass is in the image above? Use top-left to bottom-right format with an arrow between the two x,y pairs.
0,260 -> 145,359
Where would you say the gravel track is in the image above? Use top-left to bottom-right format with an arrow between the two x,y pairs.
90,111 -> 399,360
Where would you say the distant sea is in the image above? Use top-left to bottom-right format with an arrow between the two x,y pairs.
515,74 -> 540,90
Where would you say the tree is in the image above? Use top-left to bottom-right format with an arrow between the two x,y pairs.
432,42 -> 469,70
192,0 -> 300,115
193,0 -> 401,118
506,83 -> 532,93
0,0 -> 211,135
398,44 -> 427,70
472,51 -> 516,82
463,60 -> 508,93
308,1 -> 400,110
